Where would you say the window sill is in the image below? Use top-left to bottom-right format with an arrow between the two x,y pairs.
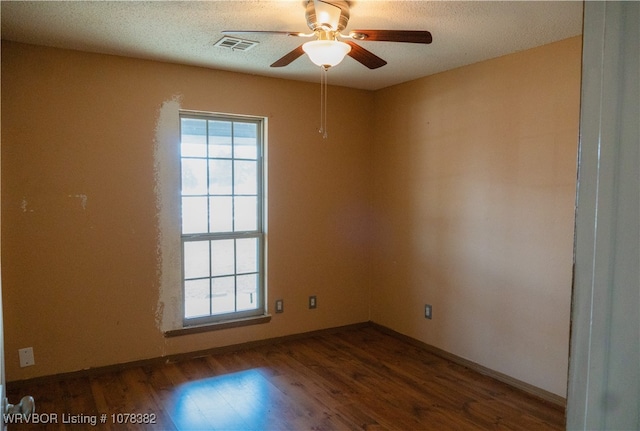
164,314 -> 272,337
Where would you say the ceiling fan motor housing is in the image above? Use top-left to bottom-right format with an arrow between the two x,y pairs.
306,0 -> 350,31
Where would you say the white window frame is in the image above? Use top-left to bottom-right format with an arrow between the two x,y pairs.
179,111 -> 266,327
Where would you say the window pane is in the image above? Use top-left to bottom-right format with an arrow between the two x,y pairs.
235,139 -> 258,160
209,120 -> 232,158
181,158 -> 207,196
234,123 -> 258,160
211,277 -> 235,315
180,114 -> 263,323
183,241 -> 210,279
235,196 -> 257,231
237,274 -> 258,311
182,197 -> 208,234
210,196 -> 233,232
211,239 -> 235,277
184,279 -> 210,318
209,159 -> 232,195
234,160 -> 257,195
181,119 -> 207,157
236,238 -> 257,274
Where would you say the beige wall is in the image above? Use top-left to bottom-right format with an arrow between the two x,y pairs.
371,36 -> 581,397
1,36 -> 582,398
1,41 -> 373,380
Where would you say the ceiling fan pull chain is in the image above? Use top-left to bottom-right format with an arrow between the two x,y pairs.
318,65 -> 325,135
323,65 -> 329,139
318,65 -> 329,139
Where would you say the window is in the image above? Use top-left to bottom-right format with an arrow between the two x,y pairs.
180,112 -> 265,326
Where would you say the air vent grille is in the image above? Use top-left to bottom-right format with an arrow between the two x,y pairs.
214,36 -> 259,51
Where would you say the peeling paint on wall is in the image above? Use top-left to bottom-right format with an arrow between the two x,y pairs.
20,198 -> 31,213
68,194 -> 88,210
153,96 -> 183,334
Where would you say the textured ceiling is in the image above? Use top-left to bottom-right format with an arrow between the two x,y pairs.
1,1 -> 584,90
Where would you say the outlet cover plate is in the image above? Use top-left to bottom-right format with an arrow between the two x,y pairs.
19,347 -> 35,367
275,299 -> 284,313
309,295 -> 317,309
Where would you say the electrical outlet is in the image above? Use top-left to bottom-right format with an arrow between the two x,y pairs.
424,304 -> 433,320
309,295 -> 317,309
275,299 -> 284,313
19,347 -> 35,367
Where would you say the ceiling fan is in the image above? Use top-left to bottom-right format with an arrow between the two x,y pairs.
223,0 -> 433,70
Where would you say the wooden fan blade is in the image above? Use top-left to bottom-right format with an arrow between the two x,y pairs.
345,41 -> 387,69
270,45 -> 306,67
349,30 -> 433,44
222,30 -> 312,37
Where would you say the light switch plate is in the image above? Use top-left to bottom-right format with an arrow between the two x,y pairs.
425,304 -> 433,320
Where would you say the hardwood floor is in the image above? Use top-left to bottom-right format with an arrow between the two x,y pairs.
7,325 -> 565,430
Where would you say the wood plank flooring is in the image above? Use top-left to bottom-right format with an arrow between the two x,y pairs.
6,325 -> 565,430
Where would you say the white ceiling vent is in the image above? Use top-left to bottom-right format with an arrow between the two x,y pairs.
214,36 -> 259,52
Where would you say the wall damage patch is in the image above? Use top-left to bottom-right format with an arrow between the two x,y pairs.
153,96 -> 183,334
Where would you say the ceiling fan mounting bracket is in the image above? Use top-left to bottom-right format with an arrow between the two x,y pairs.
306,0 -> 350,32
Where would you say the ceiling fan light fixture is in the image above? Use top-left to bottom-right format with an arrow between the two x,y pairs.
302,40 -> 351,67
